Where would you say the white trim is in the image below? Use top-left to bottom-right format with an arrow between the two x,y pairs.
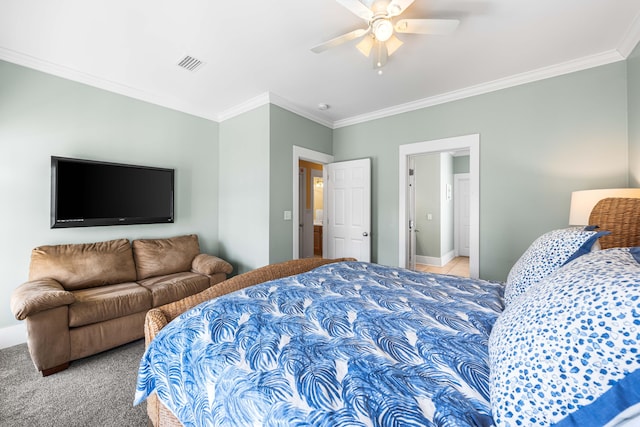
216,93 -> 270,122
0,324 -> 26,349
399,134 -> 479,278
292,146 -> 334,259
618,10 -> 640,58
0,45 -> 631,130
268,93 -> 334,128
334,50 -> 625,128
0,47 -> 216,122
442,250 -> 455,267
415,255 -> 439,266
216,92 -> 334,128
454,173 -> 471,257
415,250 -> 455,268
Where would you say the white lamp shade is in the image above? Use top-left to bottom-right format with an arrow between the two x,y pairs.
569,188 -> 640,225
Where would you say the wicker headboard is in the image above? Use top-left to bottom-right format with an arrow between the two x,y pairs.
588,197 -> 640,249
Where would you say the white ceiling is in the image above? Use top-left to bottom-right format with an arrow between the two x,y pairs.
1,0 -> 639,128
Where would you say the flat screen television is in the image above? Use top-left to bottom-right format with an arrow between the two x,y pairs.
51,156 -> 174,228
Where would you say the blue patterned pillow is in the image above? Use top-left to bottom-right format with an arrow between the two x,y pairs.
504,227 -> 607,306
489,247 -> 640,427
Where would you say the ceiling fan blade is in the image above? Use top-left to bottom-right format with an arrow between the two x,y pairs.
335,0 -> 373,21
356,35 -> 374,57
311,28 -> 368,53
386,0 -> 415,17
385,33 -> 403,56
395,18 -> 460,35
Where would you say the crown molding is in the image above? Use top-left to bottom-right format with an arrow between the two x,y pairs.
267,93 -> 334,128
617,10 -> 640,58
0,47 -> 332,128
0,47 -> 217,122
1,41 -> 634,132
215,92 -> 271,122
216,92 -> 333,128
333,49 -> 626,128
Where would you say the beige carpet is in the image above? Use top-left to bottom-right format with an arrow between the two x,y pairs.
0,339 -> 147,427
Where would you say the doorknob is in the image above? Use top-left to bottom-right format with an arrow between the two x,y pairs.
362,232 -> 369,237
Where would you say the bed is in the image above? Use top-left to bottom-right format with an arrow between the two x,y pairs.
135,197 -> 640,427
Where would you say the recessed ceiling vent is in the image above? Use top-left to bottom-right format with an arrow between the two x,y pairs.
177,55 -> 204,72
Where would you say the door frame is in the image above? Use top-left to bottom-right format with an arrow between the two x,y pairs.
292,146 -> 334,259
399,134 -> 480,278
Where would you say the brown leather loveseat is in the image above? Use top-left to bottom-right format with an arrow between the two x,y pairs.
10,234 -> 232,376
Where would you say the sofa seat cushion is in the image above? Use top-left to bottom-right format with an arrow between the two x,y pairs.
138,272 -> 210,307
69,282 -> 152,328
29,238 -> 137,291
133,234 -> 201,280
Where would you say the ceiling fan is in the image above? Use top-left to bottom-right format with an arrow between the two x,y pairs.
311,0 -> 459,71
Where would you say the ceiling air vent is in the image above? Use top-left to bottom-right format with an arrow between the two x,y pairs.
177,55 -> 204,72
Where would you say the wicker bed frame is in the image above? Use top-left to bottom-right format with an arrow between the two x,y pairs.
143,257 -> 355,426
142,197 -> 640,426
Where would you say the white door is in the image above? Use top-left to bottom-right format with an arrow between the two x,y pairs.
454,174 -> 471,257
325,158 -> 371,262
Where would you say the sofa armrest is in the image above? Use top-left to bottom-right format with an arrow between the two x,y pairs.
191,254 -> 233,276
10,279 -> 75,320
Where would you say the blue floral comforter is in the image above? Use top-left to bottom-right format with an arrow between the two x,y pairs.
135,261 -> 504,427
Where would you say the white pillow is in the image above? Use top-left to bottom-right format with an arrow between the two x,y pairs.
504,227 -> 607,306
490,247 -> 640,427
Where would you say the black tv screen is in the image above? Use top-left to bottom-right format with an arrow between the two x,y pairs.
51,156 -> 174,228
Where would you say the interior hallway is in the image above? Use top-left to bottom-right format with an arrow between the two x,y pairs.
415,256 -> 470,278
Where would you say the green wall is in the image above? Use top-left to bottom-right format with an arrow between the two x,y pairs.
218,105 -> 271,274
218,104 -> 333,274
453,155 -> 470,174
414,153 -> 441,257
2,43 -> 638,334
0,60 -> 220,330
629,42 -> 640,186
333,62 -> 629,281
269,105 -> 333,264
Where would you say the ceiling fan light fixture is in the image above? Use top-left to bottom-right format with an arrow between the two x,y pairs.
356,35 -> 374,57
312,0 -> 459,72
385,34 -> 403,56
372,19 -> 393,42
387,3 -> 402,16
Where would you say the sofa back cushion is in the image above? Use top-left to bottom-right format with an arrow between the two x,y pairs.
133,234 -> 200,280
29,239 -> 137,291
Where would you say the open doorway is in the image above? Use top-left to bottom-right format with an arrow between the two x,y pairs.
399,134 -> 479,279
409,151 -> 471,277
298,160 -> 324,258
292,146 -> 334,259
292,146 -> 371,262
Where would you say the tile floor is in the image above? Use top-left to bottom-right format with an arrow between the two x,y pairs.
415,256 -> 470,278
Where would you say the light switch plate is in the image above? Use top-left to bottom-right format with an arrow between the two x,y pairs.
284,210 -> 292,220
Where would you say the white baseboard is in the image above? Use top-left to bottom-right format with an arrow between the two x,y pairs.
416,250 -> 456,267
416,255 -> 440,266
0,324 -> 26,349
441,250 -> 455,266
